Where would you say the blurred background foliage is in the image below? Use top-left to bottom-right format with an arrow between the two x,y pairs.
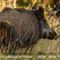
0,0 -> 60,10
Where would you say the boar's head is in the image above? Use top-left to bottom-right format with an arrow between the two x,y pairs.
32,7 -> 57,39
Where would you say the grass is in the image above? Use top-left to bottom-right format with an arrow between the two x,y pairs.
0,39 -> 60,60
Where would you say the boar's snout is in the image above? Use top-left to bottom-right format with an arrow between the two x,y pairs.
41,28 -> 57,39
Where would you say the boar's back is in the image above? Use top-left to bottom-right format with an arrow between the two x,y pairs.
0,7 -> 40,48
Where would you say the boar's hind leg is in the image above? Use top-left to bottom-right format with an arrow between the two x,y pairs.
0,21 -> 13,54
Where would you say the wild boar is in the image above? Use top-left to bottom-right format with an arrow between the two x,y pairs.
0,7 -> 57,54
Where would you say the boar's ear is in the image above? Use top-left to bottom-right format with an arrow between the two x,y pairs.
38,7 -> 44,14
36,7 -> 44,19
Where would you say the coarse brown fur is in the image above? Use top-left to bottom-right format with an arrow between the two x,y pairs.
0,7 -> 57,54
